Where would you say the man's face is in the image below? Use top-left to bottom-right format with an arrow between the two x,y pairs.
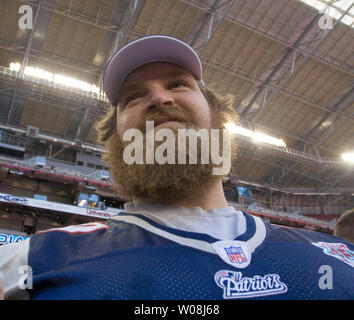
108,62 -> 225,202
116,62 -> 212,137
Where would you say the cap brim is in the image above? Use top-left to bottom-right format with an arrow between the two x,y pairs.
103,35 -> 202,106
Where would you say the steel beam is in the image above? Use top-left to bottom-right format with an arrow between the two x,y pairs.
6,1 -> 42,126
98,0 -> 147,89
0,39 -> 101,76
317,111 -> 354,147
239,147 -> 328,185
49,146 -> 66,159
248,2 -> 354,123
189,0 -> 236,55
239,1 -> 354,187
262,83 -> 354,186
325,193 -> 354,208
328,167 -> 354,187
0,78 -> 109,119
240,12 -> 321,117
177,0 -> 353,77
74,107 -> 89,142
81,0 -> 147,147
26,0 -> 122,33
5,89 -> 17,125
19,1 -> 42,78
300,80 -> 354,142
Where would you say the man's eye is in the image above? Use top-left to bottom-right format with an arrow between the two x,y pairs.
169,81 -> 186,89
125,94 -> 140,104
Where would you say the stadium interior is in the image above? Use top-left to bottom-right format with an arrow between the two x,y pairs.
0,0 -> 353,244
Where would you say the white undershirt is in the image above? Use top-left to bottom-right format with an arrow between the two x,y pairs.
123,202 -> 246,240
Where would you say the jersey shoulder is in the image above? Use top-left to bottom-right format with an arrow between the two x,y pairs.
263,221 -> 353,268
265,220 -> 351,245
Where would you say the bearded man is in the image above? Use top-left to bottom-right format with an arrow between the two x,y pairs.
0,35 -> 352,301
96,59 -> 238,208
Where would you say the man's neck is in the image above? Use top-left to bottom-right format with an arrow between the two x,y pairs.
132,180 -> 228,211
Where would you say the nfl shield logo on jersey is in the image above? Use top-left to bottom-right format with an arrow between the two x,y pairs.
224,246 -> 247,264
211,240 -> 251,268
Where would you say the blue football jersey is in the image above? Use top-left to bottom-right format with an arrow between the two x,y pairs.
0,210 -> 353,299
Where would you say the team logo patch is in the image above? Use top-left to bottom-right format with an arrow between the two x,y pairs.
312,242 -> 354,267
225,246 -> 247,264
214,270 -> 288,299
211,241 -> 251,268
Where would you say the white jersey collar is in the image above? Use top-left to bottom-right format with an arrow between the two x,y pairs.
112,208 -> 267,260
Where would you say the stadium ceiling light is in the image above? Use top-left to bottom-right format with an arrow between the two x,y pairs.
224,122 -> 287,148
9,62 -> 21,72
341,152 -> 354,163
299,0 -> 354,28
9,62 -> 101,94
253,131 -> 287,148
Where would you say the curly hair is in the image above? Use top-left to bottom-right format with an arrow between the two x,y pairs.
334,208 -> 354,243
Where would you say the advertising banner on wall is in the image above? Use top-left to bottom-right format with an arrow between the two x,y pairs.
0,233 -> 28,245
0,193 -> 120,220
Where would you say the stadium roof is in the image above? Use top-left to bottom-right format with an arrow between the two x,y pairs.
0,0 -> 353,192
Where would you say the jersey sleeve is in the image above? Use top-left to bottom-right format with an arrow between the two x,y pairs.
0,239 -> 30,300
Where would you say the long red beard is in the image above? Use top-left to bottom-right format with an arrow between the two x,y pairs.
109,130 -> 219,202
104,106 -> 236,202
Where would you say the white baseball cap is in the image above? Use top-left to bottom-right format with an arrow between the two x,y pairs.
103,35 -> 203,107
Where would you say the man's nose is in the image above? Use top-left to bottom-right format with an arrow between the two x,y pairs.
146,87 -> 174,110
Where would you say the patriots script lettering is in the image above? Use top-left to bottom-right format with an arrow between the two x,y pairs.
134,304 -> 169,318
223,274 -> 282,294
215,271 -> 288,299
